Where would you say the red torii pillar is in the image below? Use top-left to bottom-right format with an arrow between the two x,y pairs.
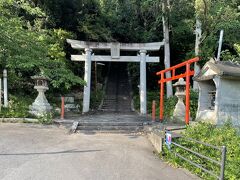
156,57 -> 199,125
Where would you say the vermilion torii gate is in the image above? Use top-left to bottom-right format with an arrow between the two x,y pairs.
67,39 -> 164,114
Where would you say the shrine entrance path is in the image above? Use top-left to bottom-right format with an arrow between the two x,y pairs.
0,123 -> 199,180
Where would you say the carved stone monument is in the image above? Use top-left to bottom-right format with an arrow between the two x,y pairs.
64,94 -> 79,112
29,75 -> 52,116
173,78 -> 186,122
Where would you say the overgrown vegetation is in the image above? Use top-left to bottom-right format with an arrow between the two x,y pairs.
90,89 -> 104,110
0,95 -> 32,118
38,113 -> 53,124
162,122 -> 240,179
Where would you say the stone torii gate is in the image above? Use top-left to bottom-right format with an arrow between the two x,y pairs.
67,39 -> 163,114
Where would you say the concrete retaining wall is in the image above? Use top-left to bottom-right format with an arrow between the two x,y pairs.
144,126 -> 164,153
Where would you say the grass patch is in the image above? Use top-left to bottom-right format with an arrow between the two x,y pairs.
161,122 -> 240,179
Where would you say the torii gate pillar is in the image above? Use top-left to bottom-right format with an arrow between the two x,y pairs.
140,50 -> 147,114
83,48 -> 92,113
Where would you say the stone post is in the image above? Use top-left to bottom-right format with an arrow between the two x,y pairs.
140,50 -> 147,114
3,69 -> 8,107
82,48 -> 92,113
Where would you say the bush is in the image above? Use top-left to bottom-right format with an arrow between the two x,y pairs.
0,95 -> 32,118
90,89 -> 104,110
162,122 -> 240,179
38,113 -> 53,124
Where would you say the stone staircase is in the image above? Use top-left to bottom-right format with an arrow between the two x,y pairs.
100,63 -> 133,112
75,113 -> 146,133
54,113 -> 147,133
55,63 -> 148,133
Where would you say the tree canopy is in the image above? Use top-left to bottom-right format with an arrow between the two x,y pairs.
0,0 -> 239,92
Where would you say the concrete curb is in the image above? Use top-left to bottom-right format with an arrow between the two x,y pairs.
144,123 -> 186,153
0,118 -> 39,123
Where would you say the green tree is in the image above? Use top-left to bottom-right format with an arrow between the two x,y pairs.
195,0 -> 240,64
0,0 -> 84,92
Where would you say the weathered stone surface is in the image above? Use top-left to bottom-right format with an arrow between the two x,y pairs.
29,77 -> 52,117
173,100 -> 186,121
194,60 -> 240,126
173,78 -> 186,122
64,95 -> 79,112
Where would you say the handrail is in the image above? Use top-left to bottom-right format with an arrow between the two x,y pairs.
164,129 -> 227,180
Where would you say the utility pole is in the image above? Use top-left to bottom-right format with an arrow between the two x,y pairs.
216,30 -> 224,61
162,0 -> 173,97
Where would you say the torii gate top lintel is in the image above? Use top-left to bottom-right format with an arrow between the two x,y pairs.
66,39 -> 164,51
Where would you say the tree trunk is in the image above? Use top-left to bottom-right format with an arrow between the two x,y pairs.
162,0 -> 173,97
193,19 -> 201,91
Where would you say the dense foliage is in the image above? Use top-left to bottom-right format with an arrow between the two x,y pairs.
1,0 -> 239,93
0,0 -> 84,93
162,122 -> 240,179
0,0 -> 239,114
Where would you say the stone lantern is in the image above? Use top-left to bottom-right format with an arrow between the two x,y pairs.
29,75 -> 52,116
173,78 -> 186,122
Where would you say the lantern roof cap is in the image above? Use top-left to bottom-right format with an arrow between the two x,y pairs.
194,59 -> 240,81
31,75 -> 50,81
173,78 -> 186,86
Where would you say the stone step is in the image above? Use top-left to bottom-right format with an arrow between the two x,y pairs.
102,102 -> 131,106
101,106 -> 131,109
77,130 -> 142,134
77,125 -> 143,131
100,108 -> 117,111
99,109 -> 133,113
78,122 -> 143,126
103,99 -> 130,102
102,101 -> 117,103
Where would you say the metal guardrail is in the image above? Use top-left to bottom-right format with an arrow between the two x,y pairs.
164,128 -> 226,180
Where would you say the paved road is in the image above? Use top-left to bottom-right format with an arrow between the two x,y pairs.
0,123 -> 198,180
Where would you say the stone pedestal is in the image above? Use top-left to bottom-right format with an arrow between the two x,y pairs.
173,96 -> 186,122
173,78 -> 186,122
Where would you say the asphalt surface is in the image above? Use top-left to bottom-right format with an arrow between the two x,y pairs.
0,123 -> 199,180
